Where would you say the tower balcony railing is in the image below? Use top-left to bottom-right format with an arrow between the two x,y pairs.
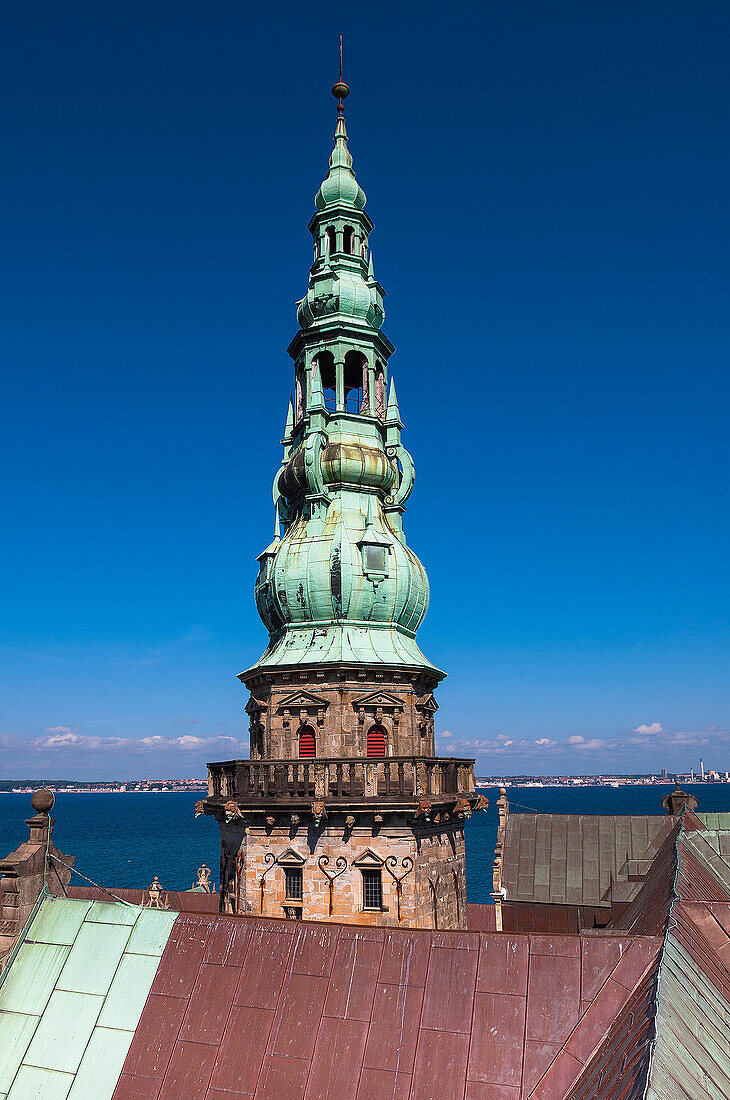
205,756 -> 475,807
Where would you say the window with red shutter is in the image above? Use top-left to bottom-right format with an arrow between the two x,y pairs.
298,727 -> 316,758
366,725 -> 386,757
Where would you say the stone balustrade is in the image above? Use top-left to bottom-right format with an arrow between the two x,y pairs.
206,756 -> 476,806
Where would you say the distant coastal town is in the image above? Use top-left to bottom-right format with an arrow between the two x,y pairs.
476,767 -> 729,788
1,768 -> 728,794
0,778 -> 207,794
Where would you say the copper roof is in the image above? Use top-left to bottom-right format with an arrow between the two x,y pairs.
4,812 -> 730,1098
501,813 -> 675,909
105,915 -> 662,1100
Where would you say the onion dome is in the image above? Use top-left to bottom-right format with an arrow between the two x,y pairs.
314,115 -> 367,212
253,496 -> 436,671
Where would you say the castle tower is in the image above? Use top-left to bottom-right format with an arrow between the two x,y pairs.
203,73 -> 479,929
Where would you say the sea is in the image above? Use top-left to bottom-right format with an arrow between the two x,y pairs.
1,784 -> 726,904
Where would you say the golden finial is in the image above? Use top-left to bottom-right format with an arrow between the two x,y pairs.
331,34 -> 350,114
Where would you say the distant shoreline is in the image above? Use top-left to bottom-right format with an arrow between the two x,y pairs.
0,788 -> 207,794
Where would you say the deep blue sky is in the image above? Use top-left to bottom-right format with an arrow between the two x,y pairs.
2,1 -> 729,779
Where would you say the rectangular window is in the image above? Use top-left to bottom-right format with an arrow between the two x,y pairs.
365,545 -> 387,574
285,867 -> 303,901
362,868 -> 383,910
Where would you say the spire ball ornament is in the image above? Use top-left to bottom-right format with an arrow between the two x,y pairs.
332,81 -> 350,101
31,788 -> 55,814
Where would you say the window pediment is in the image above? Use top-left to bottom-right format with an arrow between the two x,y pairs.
416,693 -> 439,714
352,848 -> 385,869
277,690 -> 330,711
352,690 -> 405,710
277,848 -> 306,867
245,696 -> 267,716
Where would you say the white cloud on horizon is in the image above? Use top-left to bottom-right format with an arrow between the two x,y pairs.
634,722 -> 663,735
0,731 -> 245,756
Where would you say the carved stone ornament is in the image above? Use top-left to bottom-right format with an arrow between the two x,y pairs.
195,863 -> 212,891
194,800 -> 205,818
453,798 -> 472,819
414,800 -> 432,822
224,800 -> 243,824
311,801 -> 327,825
144,876 -> 170,910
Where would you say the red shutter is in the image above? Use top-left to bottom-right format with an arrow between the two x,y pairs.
367,726 -> 386,757
298,728 -> 316,758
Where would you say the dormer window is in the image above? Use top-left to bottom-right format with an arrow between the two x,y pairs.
365,545 -> 387,574
358,518 -> 391,582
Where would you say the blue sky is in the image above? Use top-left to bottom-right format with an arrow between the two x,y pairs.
2,1 -> 729,779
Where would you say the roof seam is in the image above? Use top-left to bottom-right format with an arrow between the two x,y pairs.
640,814 -> 684,1100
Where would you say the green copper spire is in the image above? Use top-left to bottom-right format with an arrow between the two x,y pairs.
247,78 -> 441,679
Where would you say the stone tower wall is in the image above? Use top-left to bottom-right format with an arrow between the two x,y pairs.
244,666 -> 439,761
218,813 -> 467,930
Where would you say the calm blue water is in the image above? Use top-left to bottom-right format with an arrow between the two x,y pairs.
1,784 -> 726,903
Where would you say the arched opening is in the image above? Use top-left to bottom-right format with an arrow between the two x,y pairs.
366,724 -> 387,757
298,726 -> 316,758
429,880 -> 438,930
315,351 -> 336,412
343,225 -> 355,254
360,240 -> 368,260
374,363 -> 385,420
344,350 -> 366,413
325,226 -> 336,254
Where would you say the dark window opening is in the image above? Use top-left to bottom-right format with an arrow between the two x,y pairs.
365,546 -> 387,574
344,351 -> 365,414
343,226 -> 355,254
367,725 -> 387,757
298,727 -> 316,758
362,869 -> 383,910
325,226 -> 336,254
316,352 -> 337,412
285,867 -> 303,901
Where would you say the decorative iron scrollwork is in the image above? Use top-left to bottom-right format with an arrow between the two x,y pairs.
384,856 -> 414,922
318,854 -> 347,916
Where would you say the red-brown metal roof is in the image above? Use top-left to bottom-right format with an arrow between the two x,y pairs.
66,884 -> 221,912
110,914 -> 661,1100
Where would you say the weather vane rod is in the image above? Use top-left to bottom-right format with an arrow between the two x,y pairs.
332,33 -> 350,115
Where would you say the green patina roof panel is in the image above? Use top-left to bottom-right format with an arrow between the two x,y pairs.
56,921 -> 132,996
645,932 -> 730,1099
697,813 -> 730,830
23,990 -> 104,1074
502,813 -> 674,908
0,898 -> 176,1100
66,1026 -> 133,1100
97,952 -> 162,1031
0,943 -> 71,1016
7,1065 -> 74,1100
25,900 -> 91,946
124,906 -> 177,956
0,1013 -> 38,1094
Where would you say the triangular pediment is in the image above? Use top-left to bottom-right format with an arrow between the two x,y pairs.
417,693 -> 439,714
277,690 -> 330,710
245,696 -> 267,715
352,848 -> 385,868
352,690 -> 405,709
277,848 -> 306,866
